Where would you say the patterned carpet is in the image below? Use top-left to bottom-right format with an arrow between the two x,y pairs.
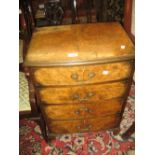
19,84 -> 135,155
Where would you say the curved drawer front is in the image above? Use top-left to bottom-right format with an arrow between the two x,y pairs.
39,82 -> 127,104
83,62 -> 132,84
33,66 -> 84,86
33,61 -> 132,86
47,115 -> 120,134
42,99 -> 122,120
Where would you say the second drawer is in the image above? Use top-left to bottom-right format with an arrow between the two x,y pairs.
38,81 -> 127,105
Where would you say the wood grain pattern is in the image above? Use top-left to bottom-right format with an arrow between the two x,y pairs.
47,114 -> 120,133
33,61 -> 132,86
33,65 -> 84,86
38,82 -> 127,104
25,23 -> 134,66
41,98 -> 122,120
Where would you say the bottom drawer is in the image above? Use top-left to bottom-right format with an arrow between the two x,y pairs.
47,114 -> 120,134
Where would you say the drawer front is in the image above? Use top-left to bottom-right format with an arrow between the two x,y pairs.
47,114 -> 120,134
33,66 -> 84,86
42,99 -> 122,120
33,61 -> 132,86
83,61 -> 132,84
38,82 -> 127,104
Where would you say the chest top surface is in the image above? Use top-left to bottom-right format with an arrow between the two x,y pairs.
25,22 -> 134,66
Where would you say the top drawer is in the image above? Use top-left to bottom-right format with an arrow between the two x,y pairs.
33,61 -> 132,86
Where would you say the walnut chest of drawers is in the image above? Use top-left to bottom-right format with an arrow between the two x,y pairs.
24,22 -> 135,141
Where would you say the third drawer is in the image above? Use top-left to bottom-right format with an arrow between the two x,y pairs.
41,98 -> 123,120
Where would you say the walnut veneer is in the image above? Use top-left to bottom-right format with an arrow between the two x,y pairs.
24,22 -> 134,142
38,82 -> 127,104
42,99 -> 123,120
33,61 -> 132,86
47,114 -> 120,134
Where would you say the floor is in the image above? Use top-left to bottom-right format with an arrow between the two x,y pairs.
19,84 -> 135,155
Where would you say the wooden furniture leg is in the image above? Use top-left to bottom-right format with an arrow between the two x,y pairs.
122,121 -> 135,139
113,127 -> 121,136
40,114 -> 48,143
40,116 -> 57,145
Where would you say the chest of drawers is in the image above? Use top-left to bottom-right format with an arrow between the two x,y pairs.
24,23 -> 134,141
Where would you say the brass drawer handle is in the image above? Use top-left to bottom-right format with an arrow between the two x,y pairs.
84,107 -> 92,113
74,109 -> 80,115
71,93 -> 88,102
74,108 -> 92,115
72,93 -> 88,102
71,72 -> 95,82
79,92 -> 95,102
87,92 -> 95,97
72,93 -> 80,100
72,92 -> 95,102
71,73 -> 79,80
77,125 -> 92,131
88,72 -> 95,79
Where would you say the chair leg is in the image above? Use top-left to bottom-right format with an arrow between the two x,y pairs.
24,67 -> 39,116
